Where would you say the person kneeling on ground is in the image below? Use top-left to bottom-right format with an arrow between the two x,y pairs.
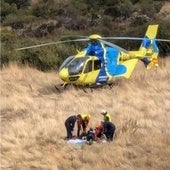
94,123 -> 104,141
102,121 -> 116,141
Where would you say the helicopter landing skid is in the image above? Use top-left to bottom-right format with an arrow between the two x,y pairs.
80,83 -> 114,93
88,82 -> 114,89
55,83 -> 68,92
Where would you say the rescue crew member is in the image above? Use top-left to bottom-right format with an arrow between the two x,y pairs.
94,123 -> 104,141
102,121 -> 116,141
77,114 -> 91,137
101,110 -> 111,122
64,115 -> 77,140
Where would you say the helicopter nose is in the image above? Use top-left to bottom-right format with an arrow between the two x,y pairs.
59,68 -> 68,81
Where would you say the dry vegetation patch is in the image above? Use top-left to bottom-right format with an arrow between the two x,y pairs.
1,58 -> 170,169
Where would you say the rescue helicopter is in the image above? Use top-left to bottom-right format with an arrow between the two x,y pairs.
16,24 -> 170,89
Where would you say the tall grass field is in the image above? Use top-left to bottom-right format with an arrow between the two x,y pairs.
1,58 -> 170,170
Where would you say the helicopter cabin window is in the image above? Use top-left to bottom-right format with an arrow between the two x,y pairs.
84,60 -> 92,73
94,60 -> 101,70
68,57 -> 87,75
59,56 -> 74,71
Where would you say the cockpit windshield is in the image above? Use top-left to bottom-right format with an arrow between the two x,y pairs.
68,57 -> 87,75
59,56 -> 74,71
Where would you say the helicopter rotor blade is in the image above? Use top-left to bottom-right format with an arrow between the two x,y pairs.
155,39 -> 170,42
102,37 -> 143,41
100,39 -> 128,53
16,38 -> 89,50
16,35 -> 170,51
61,34 -> 88,39
102,37 -> 170,42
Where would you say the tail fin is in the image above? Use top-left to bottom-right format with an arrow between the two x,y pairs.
139,24 -> 159,69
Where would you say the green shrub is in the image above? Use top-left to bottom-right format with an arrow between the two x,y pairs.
104,0 -> 133,18
31,0 -> 61,18
130,0 -> 140,4
140,0 -> 160,17
34,23 -> 56,37
157,21 -> 170,56
3,13 -> 36,29
0,30 -> 21,67
19,45 -> 74,71
102,15 -> 113,28
1,0 -> 17,22
4,0 -> 31,9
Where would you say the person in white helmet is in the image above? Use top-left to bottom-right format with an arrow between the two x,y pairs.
101,110 -> 111,122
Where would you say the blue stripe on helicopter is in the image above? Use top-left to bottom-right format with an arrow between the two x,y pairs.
142,36 -> 151,48
152,40 -> 159,53
96,66 -> 108,83
142,36 -> 159,53
106,47 -> 127,76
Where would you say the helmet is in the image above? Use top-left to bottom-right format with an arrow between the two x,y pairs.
101,110 -> 107,115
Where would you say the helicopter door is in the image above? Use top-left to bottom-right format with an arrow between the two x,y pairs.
80,59 -> 101,85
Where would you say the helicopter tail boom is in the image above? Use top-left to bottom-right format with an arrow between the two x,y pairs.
128,25 -> 159,69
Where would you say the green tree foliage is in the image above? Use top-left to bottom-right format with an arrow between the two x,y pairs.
1,0 -> 17,22
1,0 -> 169,70
100,0 -> 133,20
1,30 -> 21,67
31,0 -> 63,18
3,12 -> 36,29
4,0 -> 31,9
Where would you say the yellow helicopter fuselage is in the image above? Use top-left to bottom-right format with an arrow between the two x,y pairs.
59,51 -> 113,86
58,25 -> 166,87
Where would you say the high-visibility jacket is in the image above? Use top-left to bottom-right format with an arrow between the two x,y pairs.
77,114 -> 91,137
104,112 -> 111,122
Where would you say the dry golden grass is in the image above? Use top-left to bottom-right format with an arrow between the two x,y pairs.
1,58 -> 170,170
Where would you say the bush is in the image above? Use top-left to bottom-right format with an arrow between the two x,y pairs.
104,0 -> 133,18
157,21 -> 170,56
102,15 -> 113,28
19,44 -> 76,71
1,30 -> 21,67
3,13 -> 36,29
4,0 -> 31,9
31,0 -> 62,18
1,0 -> 17,22
34,23 -> 56,37
139,0 -> 163,17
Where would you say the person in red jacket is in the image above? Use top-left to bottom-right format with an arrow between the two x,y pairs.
94,123 -> 104,141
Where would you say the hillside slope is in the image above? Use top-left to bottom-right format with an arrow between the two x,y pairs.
1,58 -> 170,170
157,1 -> 170,21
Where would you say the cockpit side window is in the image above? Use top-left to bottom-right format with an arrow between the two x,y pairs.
84,60 -> 92,73
59,56 -> 74,71
94,60 -> 101,70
